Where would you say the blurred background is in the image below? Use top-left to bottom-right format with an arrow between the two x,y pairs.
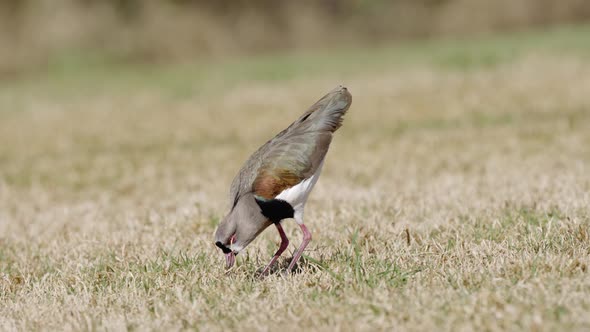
2,2 -> 590,330
1,0 -> 590,75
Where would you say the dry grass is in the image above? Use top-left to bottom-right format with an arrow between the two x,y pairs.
1,29 -> 590,331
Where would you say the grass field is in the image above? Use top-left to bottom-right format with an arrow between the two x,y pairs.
1,25 -> 590,331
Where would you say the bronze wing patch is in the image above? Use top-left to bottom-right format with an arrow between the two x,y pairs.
253,168 -> 303,200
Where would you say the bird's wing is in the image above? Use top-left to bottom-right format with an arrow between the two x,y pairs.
229,86 -> 351,205
252,131 -> 331,200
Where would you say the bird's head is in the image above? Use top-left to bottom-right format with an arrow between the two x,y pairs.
214,193 -> 272,269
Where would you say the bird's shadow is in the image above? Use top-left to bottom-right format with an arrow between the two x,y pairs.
256,255 -> 315,278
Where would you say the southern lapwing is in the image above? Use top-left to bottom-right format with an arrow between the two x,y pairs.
214,85 -> 352,275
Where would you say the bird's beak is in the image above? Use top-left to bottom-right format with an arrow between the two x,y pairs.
225,252 -> 235,269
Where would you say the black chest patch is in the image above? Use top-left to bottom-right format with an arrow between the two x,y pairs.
255,198 -> 294,223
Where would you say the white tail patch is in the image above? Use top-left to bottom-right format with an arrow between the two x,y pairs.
275,160 -> 325,224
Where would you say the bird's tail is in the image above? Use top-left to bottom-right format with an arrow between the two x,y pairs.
295,85 -> 352,134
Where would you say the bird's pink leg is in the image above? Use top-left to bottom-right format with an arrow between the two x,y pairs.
287,223 -> 312,272
260,223 -> 289,276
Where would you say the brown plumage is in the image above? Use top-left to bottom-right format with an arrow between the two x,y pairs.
214,85 -> 352,275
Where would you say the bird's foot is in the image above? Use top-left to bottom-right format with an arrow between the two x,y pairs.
281,268 -> 297,277
257,269 -> 270,279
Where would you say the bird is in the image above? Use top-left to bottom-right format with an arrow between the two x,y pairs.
214,85 -> 352,275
